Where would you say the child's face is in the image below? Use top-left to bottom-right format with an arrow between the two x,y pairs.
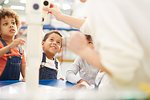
42,33 -> 62,56
0,16 -> 17,39
87,40 -> 94,49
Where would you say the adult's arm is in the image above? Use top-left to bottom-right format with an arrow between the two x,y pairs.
44,4 -> 85,29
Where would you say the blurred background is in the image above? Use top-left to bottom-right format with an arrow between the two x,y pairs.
0,0 -> 87,77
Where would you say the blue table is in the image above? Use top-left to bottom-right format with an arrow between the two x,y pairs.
0,80 -> 20,87
0,79 -> 75,88
39,79 -> 75,88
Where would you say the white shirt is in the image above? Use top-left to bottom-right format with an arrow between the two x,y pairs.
66,56 -> 99,84
80,0 -> 150,88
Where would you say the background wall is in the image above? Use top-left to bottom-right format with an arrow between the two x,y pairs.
0,0 -> 86,77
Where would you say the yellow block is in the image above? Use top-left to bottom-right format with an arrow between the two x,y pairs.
139,83 -> 150,100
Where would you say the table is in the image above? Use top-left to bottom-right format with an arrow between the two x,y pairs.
0,79 -> 75,88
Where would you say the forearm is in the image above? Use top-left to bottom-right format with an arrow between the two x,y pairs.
0,45 -> 11,57
58,14 -> 85,29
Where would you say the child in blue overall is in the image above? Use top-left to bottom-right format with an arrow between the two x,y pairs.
39,31 -> 63,79
0,8 -> 26,81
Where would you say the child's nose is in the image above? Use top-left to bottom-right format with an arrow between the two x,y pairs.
52,41 -> 57,45
10,24 -> 14,28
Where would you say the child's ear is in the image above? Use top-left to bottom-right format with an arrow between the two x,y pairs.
58,48 -> 62,53
42,41 -> 44,45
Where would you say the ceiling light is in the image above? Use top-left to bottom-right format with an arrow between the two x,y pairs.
4,0 -> 9,4
20,0 -> 26,3
10,5 -> 25,10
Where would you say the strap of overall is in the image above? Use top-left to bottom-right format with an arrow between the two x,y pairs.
0,38 -> 11,54
41,53 -> 58,69
0,38 -> 23,55
95,73 -> 105,88
54,58 -> 58,69
40,53 -> 46,67
42,53 -> 46,62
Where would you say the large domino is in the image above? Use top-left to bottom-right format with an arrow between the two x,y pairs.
26,0 -> 43,90
42,0 -> 51,25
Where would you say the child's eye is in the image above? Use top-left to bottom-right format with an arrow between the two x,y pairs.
57,41 -> 61,45
3,23 -> 8,26
50,38 -> 54,41
88,42 -> 93,44
12,22 -> 16,25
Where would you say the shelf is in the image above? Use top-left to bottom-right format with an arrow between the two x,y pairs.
21,24 -> 79,31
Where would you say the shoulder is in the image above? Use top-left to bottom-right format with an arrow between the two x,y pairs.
54,58 -> 61,65
54,58 -> 59,62
73,56 -> 85,67
74,56 -> 83,62
76,56 -> 82,60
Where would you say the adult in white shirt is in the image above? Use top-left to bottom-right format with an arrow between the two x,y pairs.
47,0 -> 150,89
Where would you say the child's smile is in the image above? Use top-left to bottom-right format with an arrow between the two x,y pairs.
42,33 -> 62,56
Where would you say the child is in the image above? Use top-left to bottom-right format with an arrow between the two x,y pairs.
39,31 -> 63,79
0,8 -> 26,81
66,34 -> 99,88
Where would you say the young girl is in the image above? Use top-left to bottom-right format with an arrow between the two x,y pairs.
39,31 -> 63,79
66,34 -> 99,88
0,8 -> 26,81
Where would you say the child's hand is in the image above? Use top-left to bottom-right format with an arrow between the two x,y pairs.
21,78 -> 25,82
59,78 -> 64,80
9,38 -> 25,49
72,84 -> 86,89
77,79 -> 89,85
72,79 -> 90,89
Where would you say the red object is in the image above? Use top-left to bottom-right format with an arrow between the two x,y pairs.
50,4 -> 53,8
21,21 -> 26,25
48,11 -> 52,14
48,4 -> 53,14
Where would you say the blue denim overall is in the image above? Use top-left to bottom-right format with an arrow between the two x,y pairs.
0,39 -> 22,81
39,53 -> 58,79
